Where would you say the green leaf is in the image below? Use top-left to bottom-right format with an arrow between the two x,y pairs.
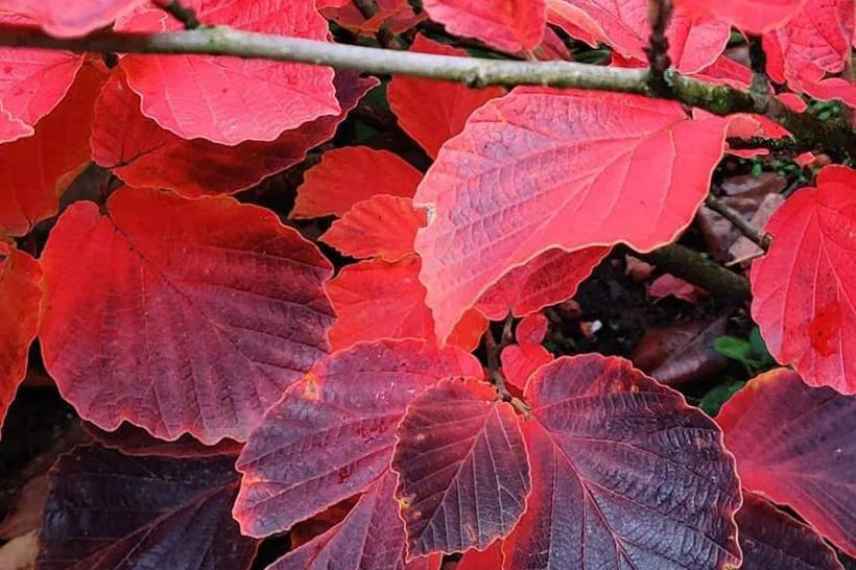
700,379 -> 746,417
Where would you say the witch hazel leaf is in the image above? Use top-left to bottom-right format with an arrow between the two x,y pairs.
737,491 -> 844,570
0,13 -> 85,143
39,187 -> 335,444
117,0 -> 338,144
505,354 -> 742,570
0,244 -> 42,439
292,146 -> 422,219
393,377 -> 530,558
326,256 -> 488,353
92,70 -> 378,198
750,165 -> 856,394
388,35 -> 505,159
457,540 -> 504,570
476,247 -> 608,321
0,60 -> 106,237
268,472 -> 436,570
37,446 -> 258,570
421,0 -> 546,53
87,422 -> 243,459
678,0 -> 806,34
416,88 -> 729,342
550,0 -> 730,73
2,0 -> 144,37
317,0 -> 424,35
717,368 -> 856,556
321,196 -> 427,262
234,339 -> 482,538
501,313 -> 554,390
762,0 -> 854,101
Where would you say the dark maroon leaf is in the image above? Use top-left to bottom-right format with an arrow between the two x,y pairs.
737,491 -> 844,570
392,378 -> 530,557
505,354 -> 742,569
631,317 -> 729,385
38,445 -> 258,570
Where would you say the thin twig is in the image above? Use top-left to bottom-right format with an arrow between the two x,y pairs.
644,0 -> 673,96
154,0 -> 201,30
638,244 -> 751,302
0,22 -> 850,158
484,317 -> 530,416
705,195 -> 772,250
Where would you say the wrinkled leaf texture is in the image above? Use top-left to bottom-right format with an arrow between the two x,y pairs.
750,165 -> 856,394
91,70 -> 379,197
737,491 -> 844,570
233,339 -> 482,538
38,445 -> 258,570
393,378 -> 531,556
505,354 -> 742,569
325,256 -> 488,352
0,60 -> 105,237
268,472 -> 442,570
550,0 -> 730,73
388,35 -> 505,158
677,0 -> 806,33
321,196 -> 427,263
39,187 -> 335,444
476,247 -> 608,321
415,88 -> 729,342
0,12 -> 85,143
2,0 -> 143,36
291,146 -> 422,219
718,367 -> 856,556
0,243 -> 42,439
117,0 -> 338,144
421,0 -> 546,53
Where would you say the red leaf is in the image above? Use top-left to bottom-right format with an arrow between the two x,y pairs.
233,339 -> 482,537
388,36 -> 505,158
737,491 -> 844,570
326,256 -> 488,352
91,70 -> 378,198
648,273 -> 708,303
501,344 -> 553,390
39,187 -> 334,444
517,313 -> 549,345
550,0 -> 731,73
476,247 -> 608,321
505,355 -> 742,569
37,446 -> 258,570
2,0 -> 143,37
501,314 -> 554,389
87,423 -> 243,458
393,377 -> 530,557
421,0 -> 546,53
292,146 -> 422,219
750,165 -> 856,394
718,367 -> 856,556
117,0 -> 338,144
0,13 -> 85,143
678,0 -> 806,33
318,0 -> 424,34
415,88 -> 729,342
761,0 -> 855,104
0,60 -> 106,237
691,55 -> 754,89
457,540 -> 504,570
321,196 -> 427,262
268,472 -> 439,570
631,317 -> 728,386
0,243 -> 41,439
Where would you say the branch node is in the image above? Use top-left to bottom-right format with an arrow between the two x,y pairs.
644,0 -> 673,97
156,0 -> 201,30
